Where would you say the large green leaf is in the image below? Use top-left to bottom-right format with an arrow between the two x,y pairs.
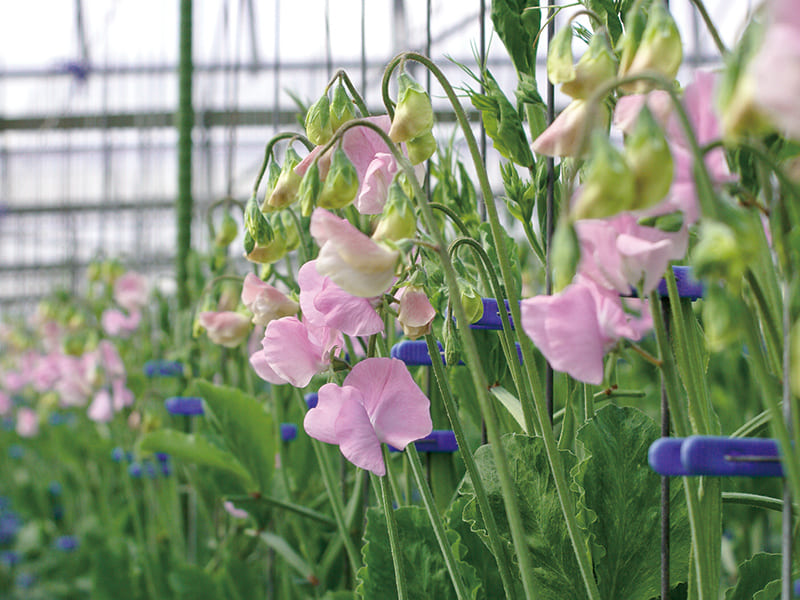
168,564 -> 222,600
574,405 -> 691,600
458,434 -> 588,600
138,429 -> 253,487
724,553 -> 781,600
491,0 -> 541,77
189,379 -> 276,493
356,506 -> 482,600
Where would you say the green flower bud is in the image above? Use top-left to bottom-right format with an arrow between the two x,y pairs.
259,160 -> 282,212
305,94 -> 333,146
318,147 -> 359,209
691,212 -> 760,292
617,1 -> 648,78
298,160 -> 322,217
638,211 -> 684,233
86,262 -> 101,283
214,212 -> 239,246
244,195 -> 274,246
406,130 -> 437,165
279,210 -> 300,251
624,105 -> 674,210
547,25 -> 576,86
550,220 -> 581,292
443,307 -> 462,366
459,281 -> 484,324
246,237 -> 288,265
561,30 -> 617,99
268,148 -> 303,209
619,1 -> 682,93
372,182 -> 417,242
571,131 -> 635,220
388,72 -> 434,143
243,230 -> 255,256
702,284 -> 747,353
330,82 -> 356,132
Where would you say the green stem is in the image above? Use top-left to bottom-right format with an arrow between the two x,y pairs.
688,0 -> 727,56
253,133 -> 314,195
122,468 -> 160,598
326,69 -> 370,117
406,445 -> 471,600
378,459 -> 409,600
430,202 -> 472,237
745,269 -> 783,377
721,492 -> 785,513
424,335 -> 519,600
383,52 -> 600,600
294,391 -> 361,575
730,404 -> 781,438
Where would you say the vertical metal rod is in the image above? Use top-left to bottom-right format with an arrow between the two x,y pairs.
544,1 -> 557,423
782,278 -> 792,600
273,0 -> 280,134
479,0 -> 487,172
361,0 -> 367,102
176,0 -> 194,310
324,0 -> 333,77
661,300 -> 671,600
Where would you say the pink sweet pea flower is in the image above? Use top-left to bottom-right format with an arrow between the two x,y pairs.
304,357 -> 432,476
250,316 -> 342,387
310,208 -> 399,298
575,213 -> 688,296
112,378 -> 134,410
98,341 -> 125,380
88,389 -> 114,423
16,408 -> 39,438
750,0 -> 800,139
613,91 -> 673,135
532,100 -> 596,157
2,371 -> 26,393
241,273 -> 299,327
114,272 -> 149,313
198,311 -> 252,348
101,309 -> 142,337
298,260 -> 383,337
396,286 -> 436,340
521,277 -> 652,385
356,152 -> 398,214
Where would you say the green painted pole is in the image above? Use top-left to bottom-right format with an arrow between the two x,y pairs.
177,0 -> 194,309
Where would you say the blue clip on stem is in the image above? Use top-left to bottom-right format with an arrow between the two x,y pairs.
165,397 -> 205,417
388,430 -> 458,453
390,339 -> 522,367
649,436 -> 782,478
144,360 -> 184,378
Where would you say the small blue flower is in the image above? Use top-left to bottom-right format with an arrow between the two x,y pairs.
54,535 -> 79,552
128,463 -> 143,478
111,447 -> 126,462
144,462 -> 157,479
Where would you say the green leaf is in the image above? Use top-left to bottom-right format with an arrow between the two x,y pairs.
581,0 -> 623,43
356,506 -> 481,600
491,0 -> 542,77
458,434 -> 587,600
189,379 -> 276,493
488,386 -> 528,433
90,538 -> 139,600
724,553 -> 781,600
168,563 -> 222,600
259,532 -> 318,584
574,405 -> 691,600
138,429 -> 253,487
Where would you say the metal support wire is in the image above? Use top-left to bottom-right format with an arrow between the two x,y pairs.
782,278 -> 793,600
176,0 -> 194,310
661,301 -> 671,600
544,1 -> 557,423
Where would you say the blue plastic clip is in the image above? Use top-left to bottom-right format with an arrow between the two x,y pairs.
391,340 -> 523,366
165,396 -> 204,416
468,298 -> 516,330
280,423 -> 298,442
649,436 -> 782,478
304,392 -> 318,410
656,266 -> 704,301
389,430 -> 458,453
144,360 -> 184,378
795,579 -> 800,597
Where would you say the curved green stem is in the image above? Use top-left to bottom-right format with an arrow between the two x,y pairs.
424,335 -> 518,600
384,52 -> 601,600
253,133 -> 314,195
406,445 -> 471,600
326,69 -> 370,118
688,0 -> 727,56
377,460 -> 408,600
430,202 -> 472,237
206,196 -> 246,240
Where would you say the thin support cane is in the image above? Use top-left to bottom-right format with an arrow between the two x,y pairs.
782,278 -> 792,600
661,300 -> 671,600
545,0 -> 557,423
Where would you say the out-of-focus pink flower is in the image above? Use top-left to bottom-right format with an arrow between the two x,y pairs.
0,392 -> 11,416
198,311 -> 252,348
16,408 -> 39,438
88,389 -> 114,423
576,213 -> 688,296
98,341 -> 125,380
112,379 -> 134,411
241,273 -> 299,327
521,277 -> 652,385
54,353 -> 97,407
223,501 -> 249,520
101,309 -> 142,337
250,316 -> 342,387
750,0 -> 800,139
29,353 -> 61,392
114,272 -> 149,313
356,152 -> 398,214
298,261 -> 383,337
396,286 -> 436,340
310,208 -> 399,298
532,100 -> 598,157
2,371 -> 26,393
613,91 -> 673,134
304,357 -> 432,476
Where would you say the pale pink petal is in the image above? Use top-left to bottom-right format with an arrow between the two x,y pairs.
521,283 -> 606,385
342,358 -> 432,450
223,501 -> 250,520
98,340 -> 125,380
249,350 -> 289,385
16,408 -> 38,437
585,279 -> 652,344
575,219 -> 631,294
102,309 -> 141,337
0,391 -> 11,416
304,382 -> 350,444
752,25 -> 800,139
397,287 -> 436,340
356,153 -> 397,214
114,272 -> 149,313
112,379 -> 134,410
531,100 -> 590,157
259,317 -> 329,387
242,273 -> 299,327
613,91 -> 672,135
198,311 -> 252,348
88,389 -> 114,423
334,386 -> 386,476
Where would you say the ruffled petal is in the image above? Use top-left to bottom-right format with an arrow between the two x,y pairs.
303,382 -> 345,445
334,386 -> 386,476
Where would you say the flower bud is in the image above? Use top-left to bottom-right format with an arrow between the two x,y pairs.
372,182 -> 417,242
330,82 -> 356,132
617,1 -> 648,79
619,2 -> 682,93
718,70 -> 772,141
305,94 -> 333,146
531,99 -> 610,157
459,281 -> 484,324
214,212 -> 238,246
298,160 -> 322,217
397,286 -> 436,340
278,210 -> 300,252
624,105 -> 674,210
561,30 -> 617,99
702,284 -> 747,352
443,307 -> 462,366
690,214 -> 759,292
571,131 -> 635,220
550,220 -> 581,292
547,25 -> 576,86
389,72 -> 434,143
245,236 -> 288,265
268,148 -> 303,209
638,211 -> 684,233
244,195 -> 274,246
406,130 -> 437,165
259,160 -> 282,212
318,147 -> 359,210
